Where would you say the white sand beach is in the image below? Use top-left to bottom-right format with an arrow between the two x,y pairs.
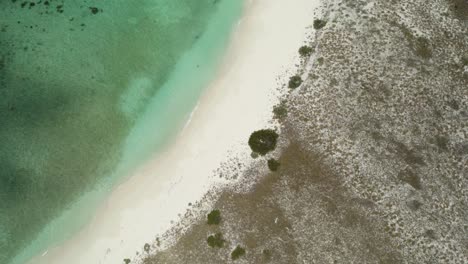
29,0 -> 320,263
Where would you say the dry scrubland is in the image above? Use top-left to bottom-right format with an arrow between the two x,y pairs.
138,0 -> 467,263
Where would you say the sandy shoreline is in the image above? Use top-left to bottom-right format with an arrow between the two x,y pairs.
28,0 -> 320,263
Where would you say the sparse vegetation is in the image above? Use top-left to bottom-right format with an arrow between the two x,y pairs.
207,232 -> 225,248
267,159 -> 280,171
398,169 -> 422,190
462,55 -> 468,66
273,102 -> 288,120
231,245 -> 246,260
207,209 -> 221,225
262,249 -> 272,261
288,75 -> 303,89
313,19 -> 327,29
124,258 -> 131,264
415,37 -> 432,59
449,0 -> 468,19
317,57 -> 324,65
298,45 -> 314,57
144,243 -> 150,253
248,129 -> 279,155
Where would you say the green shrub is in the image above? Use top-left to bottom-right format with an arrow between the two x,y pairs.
313,19 -> 327,30
462,55 -> 468,66
317,57 -> 324,65
267,159 -> 281,171
124,259 -> 131,264
231,245 -> 246,260
207,209 -> 221,225
298,45 -> 313,57
248,129 -> 279,155
207,232 -> 225,248
144,243 -> 150,253
415,37 -> 432,59
288,75 -> 302,89
273,103 -> 287,120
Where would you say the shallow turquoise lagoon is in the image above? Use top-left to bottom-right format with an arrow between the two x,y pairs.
0,1 -> 243,263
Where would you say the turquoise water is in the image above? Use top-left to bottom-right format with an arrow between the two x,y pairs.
0,1 -> 243,263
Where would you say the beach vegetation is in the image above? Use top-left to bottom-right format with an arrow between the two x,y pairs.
415,37 -> 432,59
248,129 -> 279,155
288,75 -> 303,89
273,102 -> 288,120
124,258 -> 131,264
207,232 -> 225,248
262,249 -> 272,261
449,0 -> 468,19
317,57 -> 324,65
144,243 -> 151,253
267,159 -> 281,171
313,19 -> 327,30
231,245 -> 246,260
298,45 -> 314,57
462,55 -> 468,66
207,209 -> 221,225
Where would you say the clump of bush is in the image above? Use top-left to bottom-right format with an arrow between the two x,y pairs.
207,209 -> 221,225
144,243 -> 150,253
231,245 -> 246,260
317,57 -> 324,65
298,45 -> 314,57
313,19 -> 327,30
288,75 -> 302,89
248,129 -> 279,155
273,102 -> 287,120
123,259 -> 131,264
462,55 -> 468,66
262,249 -> 272,261
207,232 -> 225,248
415,37 -> 432,59
251,151 -> 260,159
267,159 -> 281,171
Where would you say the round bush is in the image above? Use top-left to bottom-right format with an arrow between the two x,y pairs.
207,233 -> 225,248
248,129 -> 279,155
231,245 -> 246,260
288,75 -> 303,89
267,159 -> 281,171
207,209 -> 221,225
298,45 -> 313,57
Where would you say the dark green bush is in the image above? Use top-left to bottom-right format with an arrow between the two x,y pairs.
207,209 -> 221,225
267,159 -> 281,171
248,129 -> 279,155
298,45 -> 313,57
231,245 -> 246,260
124,258 -> 131,264
313,19 -> 327,30
288,75 -> 302,89
207,232 -> 225,248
